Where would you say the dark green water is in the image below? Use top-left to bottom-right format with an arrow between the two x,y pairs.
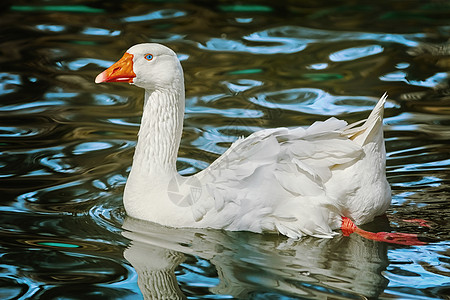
0,1 -> 449,299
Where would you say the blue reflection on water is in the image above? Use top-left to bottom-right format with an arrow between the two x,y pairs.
93,94 -> 128,106
81,27 -> 121,36
122,9 -> 186,22
235,18 -> 253,24
16,179 -> 87,203
392,176 -> 442,188
40,155 -> 76,174
200,26 -> 425,54
0,73 -> 21,95
45,89 -> 79,99
249,88 -> 396,115
107,118 -> 139,127
65,58 -> 116,71
179,261 -> 220,288
35,24 -> 66,32
380,71 -> 448,88
73,142 -> 114,155
307,63 -> 329,70
395,159 -> 450,172
387,242 -> 450,290
0,100 -> 66,113
200,37 -> 307,54
329,45 -> 384,62
395,62 -> 410,69
186,106 -> 263,118
222,79 -> 264,93
0,127 -> 37,137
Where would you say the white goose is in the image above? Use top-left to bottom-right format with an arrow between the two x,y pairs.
96,43 -> 421,243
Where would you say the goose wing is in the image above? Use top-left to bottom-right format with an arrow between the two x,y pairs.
193,117 -> 364,237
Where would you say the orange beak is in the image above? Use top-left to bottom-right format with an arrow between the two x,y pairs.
95,52 -> 136,83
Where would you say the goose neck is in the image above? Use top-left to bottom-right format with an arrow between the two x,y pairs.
133,88 -> 184,175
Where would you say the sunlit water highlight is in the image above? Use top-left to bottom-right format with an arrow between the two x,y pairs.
0,1 -> 449,299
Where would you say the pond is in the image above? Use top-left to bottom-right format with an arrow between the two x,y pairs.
0,0 -> 449,299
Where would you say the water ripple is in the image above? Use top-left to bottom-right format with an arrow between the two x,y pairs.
122,9 -> 187,23
329,44 -> 384,62
1,1 -> 449,299
380,71 -> 448,88
81,27 -> 121,36
262,26 -> 425,47
386,242 -> 450,290
199,37 -> 307,54
35,24 -> 66,32
0,73 -> 21,95
200,26 -> 425,54
249,88 -> 396,115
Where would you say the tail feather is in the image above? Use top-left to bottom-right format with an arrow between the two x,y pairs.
346,93 -> 387,146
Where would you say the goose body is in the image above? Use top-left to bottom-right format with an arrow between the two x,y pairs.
96,43 -> 391,239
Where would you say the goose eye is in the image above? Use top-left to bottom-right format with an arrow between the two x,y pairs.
144,54 -> 153,61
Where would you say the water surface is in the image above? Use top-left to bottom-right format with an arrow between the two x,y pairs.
0,0 -> 449,299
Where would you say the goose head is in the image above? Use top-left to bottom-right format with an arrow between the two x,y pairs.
95,43 -> 183,91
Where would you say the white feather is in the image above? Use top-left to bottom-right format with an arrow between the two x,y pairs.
97,44 -> 391,239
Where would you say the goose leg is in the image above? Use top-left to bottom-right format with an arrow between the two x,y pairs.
340,217 -> 426,246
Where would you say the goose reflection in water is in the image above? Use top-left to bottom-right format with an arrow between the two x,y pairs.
122,216 -> 390,299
